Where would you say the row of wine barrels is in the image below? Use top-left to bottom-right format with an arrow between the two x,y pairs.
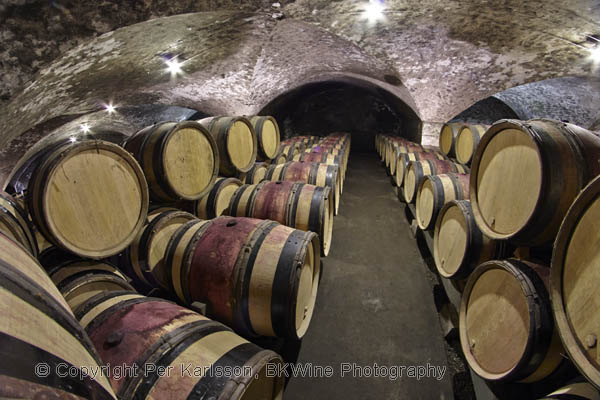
249,116 -> 281,161
456,124 -> 487,165
226,180 -> 334,256
403,159 -> 469,203
0,232 -> 117,399
551,174 -> 600,389
123,121 -> 219,201
294,152 -> 345,192
199,116 -> 258,176
395,151 -> 446,187
123,208 -> 196,290
0,191 -> 38,256
433,200 -> 506,279
389,143 -> 431,176
459,259 -> 565,383
470,119 -> 600,246
238,162 -> 269,184
164,216 -> 321,340
416,173 -> 470,230
275,141 -> 305,164
184,177 -> 243,219
75,291 -> 284,399
266,161 -> 340,215
27,139 -> 149,259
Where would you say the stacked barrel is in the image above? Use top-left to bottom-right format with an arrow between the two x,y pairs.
0,113 -> 347,399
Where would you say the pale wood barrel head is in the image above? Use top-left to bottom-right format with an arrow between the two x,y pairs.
163,126 -> 216,199
43,144 -> 147,258
295,235 -> 320,338
253,166 -> 267,184
261,119 -> 280,159
463,267 -> 530,378
404,166 -> 417,202
228,121 -> 255,170
216,180 -> 243,217
440,125 -> 455,155
416,179 -> 435,229
475,128 -> 542,237
456,127 -> 475,164
434,203 -> 468,277
322,193 -> 333,256
552,180 -> 600,385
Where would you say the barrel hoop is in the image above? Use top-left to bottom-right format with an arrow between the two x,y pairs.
136,210 -> 177,287
254,118 -> 267,159
0,204 -> 32,249
142,125 -> 172,201
559,123 -> 589,192
307,163 -> 319,186
54,268 -> 128,293
430,176 -> 445,225
246,181 -> 268,218
271,229 -> 307,337
60,274 -> 134,301
232,220 -> 277,337
164,220 -> 204,294
123,320 -> 228,400
73,290 -> 138,321
179,220 -> 217,304
0,259 -> 103,366
83,297 -> 152,337
449,174 -> 462,199
288,183 -> 303,228
308,186 -> 323,234
187,343 -> 261,400
325,166 -> 337,191
0,195 -> 38,255
0,332 -> 114,400
153,122 -> 180,200
458,201 -> 484,272
205,179 -> 227,219
216,118 -> 236,175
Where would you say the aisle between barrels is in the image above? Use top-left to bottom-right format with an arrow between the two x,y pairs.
285,153 -> 454,400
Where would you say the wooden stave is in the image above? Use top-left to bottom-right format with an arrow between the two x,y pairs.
227,181 -> 333,256
200,116 -> 258,176
166,216 -> 321,339
78,292 -> 284,400
250,116 -> 281,161
416,173 -> 470,230
456,124 -> 488,165
188,177 -> 243,219
0,191 -> 38,257
243,162 -> 268,184
460,259 -> 564,383
403,159 -> 469,203
439,122 -> 462,157
27,140 -> 149,260
433,200 -> 504,279
470,119 -> 600,246
551,175 -> 600,389
0,232 -> 116,399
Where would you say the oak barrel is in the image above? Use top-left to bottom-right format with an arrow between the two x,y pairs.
456,124 -> 488,165
470,119 -> 600,245
187,177 -> 243,219
250,116 -> 281,161
551,175 -> 600,389
242,162 -> 268,184
27,140 -> 149,259
164,216 -> 321,339
295,152 -> 345,192
416,173 -> 470,230
433,200 -> 503,279
0,232 -> 116,399
227,180 -> 334,256
403,159 -> 469,203
265,161 -> 340,215
460,259 -> 564,382
199,116 -> 258,176
0,191 -> 38,256
395,151 -> 446,187
540,381 -> 600,399
389,143 -> 435,176
439,122 -> 462,157
76,292 -> 284,399
123,121 -> 219,201
124,208 -> 196,290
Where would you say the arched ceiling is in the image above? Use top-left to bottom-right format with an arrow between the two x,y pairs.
0,0 -> 599,149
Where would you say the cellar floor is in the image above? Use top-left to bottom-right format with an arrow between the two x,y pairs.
283,153 -> 454,400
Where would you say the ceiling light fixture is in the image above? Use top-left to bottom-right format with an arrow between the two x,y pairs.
362,0 -> 385,24
165,56 -> 183,77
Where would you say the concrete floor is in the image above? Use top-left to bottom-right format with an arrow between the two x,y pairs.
284,153 -> 454,400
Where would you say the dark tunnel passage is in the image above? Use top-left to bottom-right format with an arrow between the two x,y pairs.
259,79 -> 422,153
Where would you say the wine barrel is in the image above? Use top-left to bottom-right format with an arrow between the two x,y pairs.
124,208 -> 196,290
227,181 -> 334,256
540,381 -> 600,399
27,140 -> 149,259
199,116 -> 258,176
49,260 -> 134,311
295,152 -> 345,192
460,259 -> 564,382
551,175 -> 600,389
265,161 -> 340,215
0,191 -> 38,256
250,116 -> 281,161
387,141 -> 422,171
416,173 -> 470,230
241,162 -> 268,184
456,124 -> 487,165
76,292 -> 284,399
389,143 -> 433,176
123,121 -> 219,201
439,122 -> 462,157
470,119 -> 600,245
187,177 -> 243,219
0,232 -> 116,399
279,141 -> 305,161
433,200 -> 503,279
164,216 -> 321,339
403,159 -> 469,203
395,151 -> 446,187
